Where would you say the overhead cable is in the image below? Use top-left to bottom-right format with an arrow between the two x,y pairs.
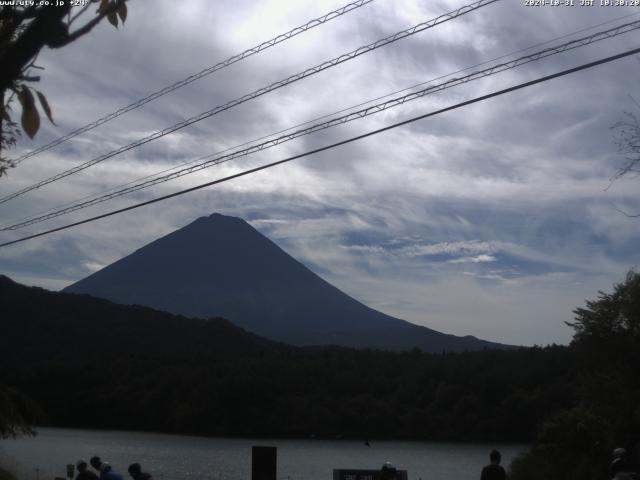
3,18 -> 639,231
16,8 -> 637,227
1,44 -> 639,248
0,0 -> 501,205
10,0 -> 376,166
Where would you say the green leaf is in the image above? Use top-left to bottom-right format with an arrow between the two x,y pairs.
18,88 -> 40,139
117,1 -> 127,24
36,91 -> 56,126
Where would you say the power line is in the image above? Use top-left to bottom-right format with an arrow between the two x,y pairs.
4,18 -> 639,231
2,45 -> 638,249
10,0 -> 376,166
0,0 -> 500,205
11,9 -> 636,229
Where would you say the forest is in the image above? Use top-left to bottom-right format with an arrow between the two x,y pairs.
1,272 -> 638,479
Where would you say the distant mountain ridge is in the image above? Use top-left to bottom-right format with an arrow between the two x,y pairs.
63,213 -> 507,352
0,274 -> 275,361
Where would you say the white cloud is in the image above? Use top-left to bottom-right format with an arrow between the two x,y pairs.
449,254 -> 496,264
83,262 -> 106,273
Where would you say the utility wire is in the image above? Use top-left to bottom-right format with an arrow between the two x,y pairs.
11,9 -> 637,229
3,19 -> 639,231
5,4 -> 637,232
0,0 -> 500,205
10,0 -> 375,166
1,45 -> 639,249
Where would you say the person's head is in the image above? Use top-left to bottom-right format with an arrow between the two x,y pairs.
490,450 -> 501,465
90,457 -> 102,471
100,464 -> 112,474
128,464 -> 142,479
76,461 -> 88,473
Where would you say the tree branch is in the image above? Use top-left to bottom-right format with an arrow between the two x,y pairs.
611,202 -> 640,218
64,0 -> 125,45
0,4 -> 71,92
68,2 -> 93,26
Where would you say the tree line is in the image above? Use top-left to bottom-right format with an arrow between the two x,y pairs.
0,274 -> 573,441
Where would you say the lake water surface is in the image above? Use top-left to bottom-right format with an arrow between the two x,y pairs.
0,428 -> 525,480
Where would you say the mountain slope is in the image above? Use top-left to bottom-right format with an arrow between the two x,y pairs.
63,213 -> 506,352
0,274 -> 275,362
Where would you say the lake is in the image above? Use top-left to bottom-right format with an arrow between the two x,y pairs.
0,428 -> 525,480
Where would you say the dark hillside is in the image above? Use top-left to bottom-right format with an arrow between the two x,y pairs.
0,274 -> 275,362
1,276 -> 573,440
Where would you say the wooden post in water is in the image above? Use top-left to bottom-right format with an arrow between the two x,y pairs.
252,446 -> 277,480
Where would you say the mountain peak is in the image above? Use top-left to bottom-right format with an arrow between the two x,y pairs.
208,212 -> 232,220
204,212 -> 242,222
188,212 -> 243,225
185,213 -> 256,235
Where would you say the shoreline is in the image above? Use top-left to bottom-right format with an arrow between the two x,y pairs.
0,427 -> 527,480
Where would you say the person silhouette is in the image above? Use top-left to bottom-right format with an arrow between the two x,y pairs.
89,457 -> 102,474
481,450 -> 506,480
99,463 -> 124,480
380,462 -> 397,480
127,463 -> 152,480
75,461 -> 98,480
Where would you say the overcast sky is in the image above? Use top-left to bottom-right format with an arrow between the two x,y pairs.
1,0 -> 639,346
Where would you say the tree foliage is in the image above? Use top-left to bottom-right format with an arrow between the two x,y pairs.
0,275 -> 575,442
0,384 -> 41,439
0,0 -> 128,177
569,271 -> 640,347
511,271 -> 640,480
